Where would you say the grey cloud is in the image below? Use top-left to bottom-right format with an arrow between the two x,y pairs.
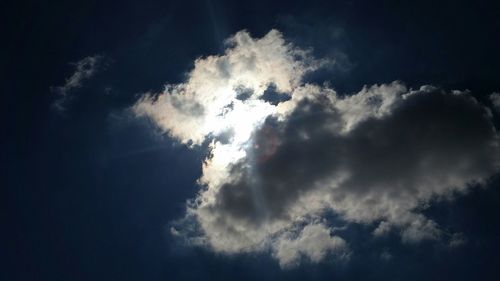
197,85 -> 498,252
380,250 -> 393,261
448,232 -> 467,248
490,92 -> 500,112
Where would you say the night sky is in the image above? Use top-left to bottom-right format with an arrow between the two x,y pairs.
3,1 -> 500,280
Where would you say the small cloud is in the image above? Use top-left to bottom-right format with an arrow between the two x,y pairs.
170,227 -> 180,236
401,216 -> 442,243
104,86 -> 113,95
489,92 -> 500,112
448,232 -> 467,248
51,55 -> 104,111
373,221 -> 392,237
380,250 -> 393,261
272,223 -> 350,268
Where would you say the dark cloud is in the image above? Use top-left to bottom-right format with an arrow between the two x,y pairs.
207,87 -> 498,240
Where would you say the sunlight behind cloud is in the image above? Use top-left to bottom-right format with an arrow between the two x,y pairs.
134,29 -> 499,268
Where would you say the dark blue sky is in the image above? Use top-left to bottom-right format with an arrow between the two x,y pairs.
3,0 -> 500,280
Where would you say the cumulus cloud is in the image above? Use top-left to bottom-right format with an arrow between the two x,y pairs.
134,29 -> 499,267
51,55 -> 103,111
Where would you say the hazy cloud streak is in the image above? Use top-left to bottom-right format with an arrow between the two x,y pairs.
51,55 -> 103,111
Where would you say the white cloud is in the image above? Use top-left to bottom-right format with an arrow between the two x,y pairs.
51,55 -> 103,111
133,30 -> 328,146
134,29 -> 499,268
272,223 -> 349,268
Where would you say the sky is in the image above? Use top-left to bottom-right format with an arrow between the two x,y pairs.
3,0 -> 500,280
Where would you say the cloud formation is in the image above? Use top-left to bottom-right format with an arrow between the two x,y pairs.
134,30 -> 499,267
51,55 -> 103,111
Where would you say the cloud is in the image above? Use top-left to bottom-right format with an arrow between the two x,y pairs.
448,232 -> 467,248
133,30 -> 328,146
134,29 -> 499,268
380,250 -> 393,261
272,223 -> 349,268
489,92 -> 500,112
51,55 -> 103,111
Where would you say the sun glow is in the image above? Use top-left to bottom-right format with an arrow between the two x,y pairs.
205,91 -> 279,168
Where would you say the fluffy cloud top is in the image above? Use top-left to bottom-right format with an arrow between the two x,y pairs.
134,30 -> 326,146
134,30 -> 499,267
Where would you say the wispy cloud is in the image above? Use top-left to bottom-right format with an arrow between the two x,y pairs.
134,30 -> 499,268
51,55 -> 103,111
